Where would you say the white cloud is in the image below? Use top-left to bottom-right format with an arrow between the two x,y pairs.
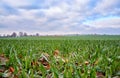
93,0 -> 120,15
84,17 -> 120,28
0,0 -> 120,35
1,0 -> 31,8
18,9 -> 38,19
0,15 -> 19,25
0,8 -> 5,14
40,6 -> 64,17
73,0 -> 90,11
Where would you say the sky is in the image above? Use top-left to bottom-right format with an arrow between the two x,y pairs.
0,0 -> 120,35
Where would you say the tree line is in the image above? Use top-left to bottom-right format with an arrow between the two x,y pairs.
0,32 -> 40,38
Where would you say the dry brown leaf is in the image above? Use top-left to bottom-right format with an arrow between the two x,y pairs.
38,57 -> 47,64
46,73 -> 52,78
85,61 -> 89,65
31,61 -> 35,66
31,61 -> 39,66
53,50 -> 69,63
53,50 -> 59,56
0,55 -> 9,66
44,64 -> 50,70
75,62 -> 79,66
3,72 -> 12,77
0,53 -> 5,57
38,54 -> 50,70
9,67 -> 14,73
43,53 -> 49,58
96,72 -> 105,78
0,69 -> 4,72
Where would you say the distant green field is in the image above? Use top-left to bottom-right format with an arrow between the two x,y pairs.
0,35 -> 120,78
1,35 -> 120,40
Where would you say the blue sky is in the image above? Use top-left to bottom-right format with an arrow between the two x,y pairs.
0,0 -> 120,35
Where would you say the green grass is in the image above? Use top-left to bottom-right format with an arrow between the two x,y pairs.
0,35 -> 120,78
1,35 -> 120,40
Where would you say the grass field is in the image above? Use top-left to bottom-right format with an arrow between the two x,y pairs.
0,35 -> 120,78
1,35 -> 120,40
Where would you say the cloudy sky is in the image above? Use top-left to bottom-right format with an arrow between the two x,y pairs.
0,0 -> 120,35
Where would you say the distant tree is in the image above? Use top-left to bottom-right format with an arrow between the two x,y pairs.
23,32 -> 27,36
11,32 -> 17,37
19,32 -> 23,37
36,33 -> 39,36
